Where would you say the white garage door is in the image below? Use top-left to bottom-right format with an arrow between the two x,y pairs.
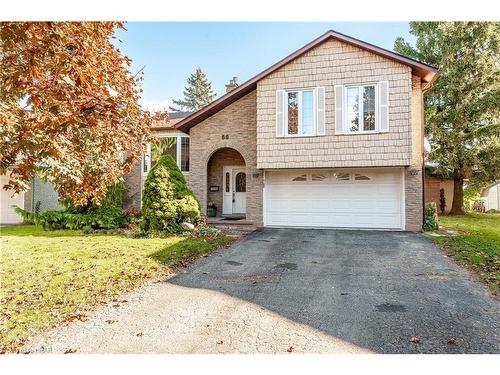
264,169 -> 404,229
1,174 -> 25,225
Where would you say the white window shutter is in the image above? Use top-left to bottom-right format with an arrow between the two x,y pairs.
315,87 -> 326,135
334,85 -> 344,133
276,90 -> 285,137
378,81 -> 389,132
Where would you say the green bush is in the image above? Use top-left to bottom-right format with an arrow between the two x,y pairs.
423,202 -> 439,231
61,181 -> 126,214
15,205 -> 127,230
15,181 -> 128,231
464,184 -> 482,212
141,155 -> 200,232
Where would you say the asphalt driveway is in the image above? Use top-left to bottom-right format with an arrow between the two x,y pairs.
25,229 -> 499,354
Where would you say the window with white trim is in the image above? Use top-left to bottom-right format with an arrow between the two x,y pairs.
345,84 -> 377,133
286,90 -> 315,136
142,135 -> 190,175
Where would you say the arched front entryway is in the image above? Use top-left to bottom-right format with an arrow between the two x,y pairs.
206,147 -> 246,218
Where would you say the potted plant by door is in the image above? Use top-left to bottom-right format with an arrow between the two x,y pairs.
207,201 -> 217,217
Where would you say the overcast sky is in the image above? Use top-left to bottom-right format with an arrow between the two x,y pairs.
116,22 -> 415,111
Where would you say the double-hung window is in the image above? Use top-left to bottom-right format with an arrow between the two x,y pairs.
286,90 -> 315,136
345,84 -> 377,133
142,135 -> 190,175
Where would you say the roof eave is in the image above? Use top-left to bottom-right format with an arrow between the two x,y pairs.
174,29 -> 439,132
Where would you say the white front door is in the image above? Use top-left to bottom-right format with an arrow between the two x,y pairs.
222,166 -> 246,215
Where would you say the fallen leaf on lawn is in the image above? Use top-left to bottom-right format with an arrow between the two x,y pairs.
64,348 -> 77,354
410,336 -> 421,343
287,346 -> 294,352
447,338 -> 457,345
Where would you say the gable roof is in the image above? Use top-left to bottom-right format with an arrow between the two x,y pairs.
174,29 -> 439,133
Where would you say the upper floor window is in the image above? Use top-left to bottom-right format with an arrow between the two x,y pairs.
345,84 -> 376,132
143,135 -> 189,175
286,90 -> 315,136
335,81 -> 389,134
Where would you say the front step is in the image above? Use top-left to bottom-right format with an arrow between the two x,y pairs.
207,217 -> 258,235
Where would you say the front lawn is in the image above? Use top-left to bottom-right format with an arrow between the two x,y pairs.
433,213 -> 500,291
0,225 -> 235,352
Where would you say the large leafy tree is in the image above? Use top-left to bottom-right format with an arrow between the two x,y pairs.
0,22 -> 152,205
170,67 -> 216,112
395,22 -> 500,214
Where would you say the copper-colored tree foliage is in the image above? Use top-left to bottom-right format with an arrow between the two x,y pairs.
0,22 -> 152,205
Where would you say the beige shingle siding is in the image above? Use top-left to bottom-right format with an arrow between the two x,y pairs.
256,38 -> 413,169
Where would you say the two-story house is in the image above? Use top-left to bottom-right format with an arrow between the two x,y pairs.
126,31 -> 440,232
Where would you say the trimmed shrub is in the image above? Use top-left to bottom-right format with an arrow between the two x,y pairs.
141,155 -> 200,232
439,188 -> 446,214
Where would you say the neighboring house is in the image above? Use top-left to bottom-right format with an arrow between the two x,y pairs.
481,182 -> 500,211
0,173 -> 61,225
0,173 -> 30,224
424,166 -> 455,214
128,30 -> 439,231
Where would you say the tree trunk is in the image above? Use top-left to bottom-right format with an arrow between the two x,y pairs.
450,176 -> 465,215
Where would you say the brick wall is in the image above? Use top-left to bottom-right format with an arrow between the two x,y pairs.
188,91 -> 263,225
404,76 -> 424,231
256,38 -> 413,169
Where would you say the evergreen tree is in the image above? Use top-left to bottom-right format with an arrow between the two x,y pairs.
170,68 -> 216,112
141,155 -> 200,232
395,22 -> 500,214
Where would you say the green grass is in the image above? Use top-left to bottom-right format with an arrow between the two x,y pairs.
0,225 -> 235,352
433,213 -> 500,291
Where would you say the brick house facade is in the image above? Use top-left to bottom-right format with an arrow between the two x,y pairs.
127,30 -> 439,231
